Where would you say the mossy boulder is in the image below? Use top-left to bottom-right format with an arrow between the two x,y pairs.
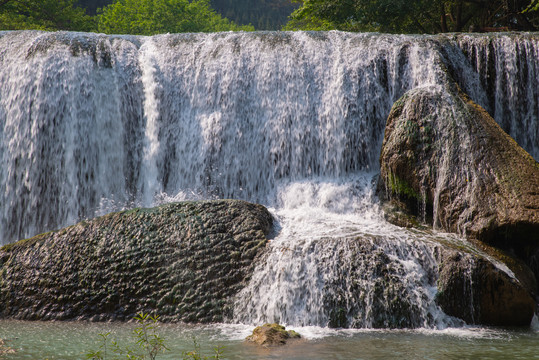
379,84 -> 539,281
246,323 -> 301,347
0,200 -> 272,322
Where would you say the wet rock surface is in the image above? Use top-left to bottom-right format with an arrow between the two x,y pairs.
435,246 -> 536,327
246,323 -> 301,346
379,84 -> 539,281
0,200 -> 272,322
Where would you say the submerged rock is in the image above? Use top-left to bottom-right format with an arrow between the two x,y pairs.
0,339 -> 16,356
246,323 -> 300,346
379,84 -> 539,281
0,200 -> 272,322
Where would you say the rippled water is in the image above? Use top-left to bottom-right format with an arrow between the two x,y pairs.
1,320 -> 538,360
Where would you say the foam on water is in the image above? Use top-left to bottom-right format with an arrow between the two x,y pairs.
207,322 -> 518,341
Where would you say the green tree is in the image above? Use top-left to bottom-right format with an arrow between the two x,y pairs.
97,0 -> 253,35
0,0 -> 96,31
285,0 -> 539,33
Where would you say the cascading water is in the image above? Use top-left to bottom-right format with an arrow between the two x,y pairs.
0,30 -> 537,328
446,33 -> 539,160
232,176 -> 465,328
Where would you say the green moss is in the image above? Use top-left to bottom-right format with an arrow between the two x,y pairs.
287,330 -> 301,339
0,231 -> 52,253
390,98 -> 406,117
404,119 -> 420,140
385,172 -> 424,202
247,323 -> 301,343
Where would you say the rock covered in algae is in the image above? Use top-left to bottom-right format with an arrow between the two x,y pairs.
379,84 -> 539,280
246,323 -> 301,346
0,200 -> 272,322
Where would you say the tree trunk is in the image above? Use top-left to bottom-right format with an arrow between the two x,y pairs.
440,2 -> 449,32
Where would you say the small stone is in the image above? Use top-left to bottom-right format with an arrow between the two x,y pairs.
0,339 -> 16,356
246,323 -> 301,347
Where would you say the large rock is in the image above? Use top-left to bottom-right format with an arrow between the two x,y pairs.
379,84 -> 539,279
435,246 -> 536,326
0,200 -> 272,322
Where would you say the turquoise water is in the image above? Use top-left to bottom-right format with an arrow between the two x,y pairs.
1,320 -> 538,359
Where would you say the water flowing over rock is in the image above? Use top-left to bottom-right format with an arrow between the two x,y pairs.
0,200 -> 272,322
0,31 -> 538,329
436,247 -> 535,327
448,33 -> 539,161
379,84 -> 539,282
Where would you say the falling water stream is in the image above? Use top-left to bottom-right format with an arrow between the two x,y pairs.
0,31 -> 538,336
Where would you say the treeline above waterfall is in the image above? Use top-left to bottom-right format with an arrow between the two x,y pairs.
286,0 -> 539,33
2,0 -> 539,33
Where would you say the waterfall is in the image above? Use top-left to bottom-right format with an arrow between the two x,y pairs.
448,33 -> 539,160
139,37 -> 163,206
0,30 -> 537,328
232,175 -> 464,328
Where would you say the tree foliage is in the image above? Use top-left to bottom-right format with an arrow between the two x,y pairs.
76,0 -> 298,30
97,0 -> 253,35
285,0 -> 539,33
526,0 -> 539,11
0,0 -> 96,31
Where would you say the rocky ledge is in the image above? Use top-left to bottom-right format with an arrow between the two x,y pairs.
0,200 -> 272,322
435,244 -> 536,327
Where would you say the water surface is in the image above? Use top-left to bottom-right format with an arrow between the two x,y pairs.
1,320 -> 538,359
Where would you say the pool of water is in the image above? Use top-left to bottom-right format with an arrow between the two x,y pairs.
1,320 -> 538,359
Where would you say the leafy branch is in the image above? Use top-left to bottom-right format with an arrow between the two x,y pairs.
86,312 -> 224,360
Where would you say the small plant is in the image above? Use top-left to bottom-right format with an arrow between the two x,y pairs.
0,338 -> 16,357
132,313 -> 169,360
86,312 -> 168,360
86,313 -> 224,360
182,338 -> 224,360
85,332 -> 111,360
